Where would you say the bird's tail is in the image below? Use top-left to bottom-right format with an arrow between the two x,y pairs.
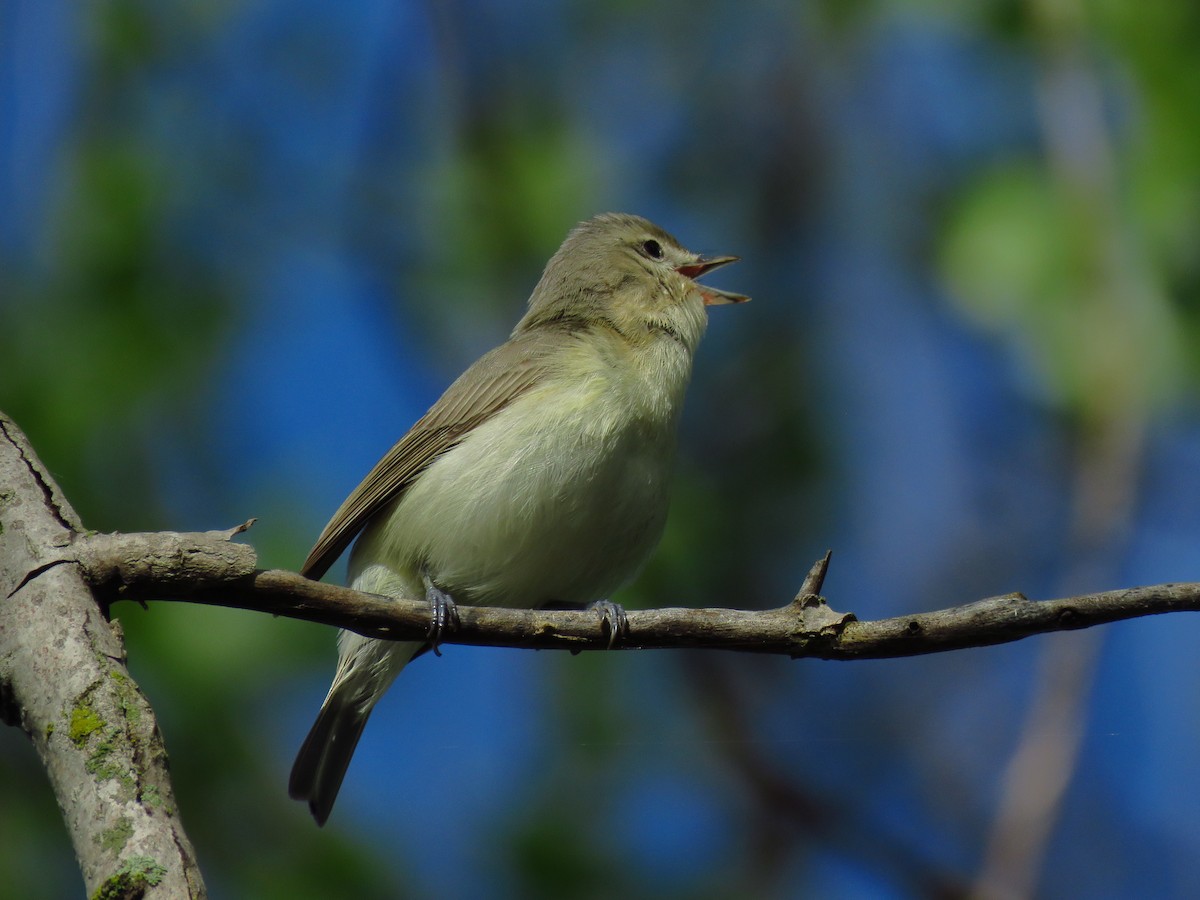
289,631 -> 421,825
288,690 -> 371,826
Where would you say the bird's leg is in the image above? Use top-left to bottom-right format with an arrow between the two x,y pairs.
586,599 -> 629,649
422,571 -> 460,656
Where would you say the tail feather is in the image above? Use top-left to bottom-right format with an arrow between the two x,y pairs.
290,627 -> 421,825
289,694 -> 371,826
292,564 -> 423,824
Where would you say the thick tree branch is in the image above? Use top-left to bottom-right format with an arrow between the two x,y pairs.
73,526 -> 1200,659
0,413 -> 205,899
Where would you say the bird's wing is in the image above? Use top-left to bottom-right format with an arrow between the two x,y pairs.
300,332 -> 562,580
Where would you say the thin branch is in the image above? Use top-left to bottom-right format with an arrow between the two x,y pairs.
72,526 -> 1200,659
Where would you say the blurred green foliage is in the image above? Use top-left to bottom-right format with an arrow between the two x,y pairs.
5,0 -> 1200,897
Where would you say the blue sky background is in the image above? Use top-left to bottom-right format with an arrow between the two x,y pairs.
4,1 -> 1200,897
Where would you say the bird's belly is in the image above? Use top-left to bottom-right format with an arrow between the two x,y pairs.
359,387 -> 676,608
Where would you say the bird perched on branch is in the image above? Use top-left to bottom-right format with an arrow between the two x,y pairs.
290,212 -> 747,825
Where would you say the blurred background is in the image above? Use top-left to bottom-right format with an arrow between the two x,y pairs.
3,0 -> 1200,896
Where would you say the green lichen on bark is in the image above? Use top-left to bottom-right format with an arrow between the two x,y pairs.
90,855 -> 167,900
70,704 -> 105,745
68,664 -> 153,802
97,816 -> 133,854
84,728 -> 137,800
109,669 -> 143,727
141,784 -> 165,810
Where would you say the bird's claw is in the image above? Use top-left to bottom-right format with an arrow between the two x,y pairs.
423,573 -> 460,656
587,599 -> 629,649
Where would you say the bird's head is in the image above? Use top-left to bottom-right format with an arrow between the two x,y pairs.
517,213 -> 747,352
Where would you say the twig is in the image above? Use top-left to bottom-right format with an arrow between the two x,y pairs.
68,526 -> 1200,659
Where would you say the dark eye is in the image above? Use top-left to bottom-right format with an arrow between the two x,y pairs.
642,239 -> 663,260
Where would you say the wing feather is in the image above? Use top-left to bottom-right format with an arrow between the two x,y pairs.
300,332 -> 561,580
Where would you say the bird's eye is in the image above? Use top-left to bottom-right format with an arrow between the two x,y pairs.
642,239 -> 664,260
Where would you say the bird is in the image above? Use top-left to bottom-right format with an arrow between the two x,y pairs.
289,212 -> 747,825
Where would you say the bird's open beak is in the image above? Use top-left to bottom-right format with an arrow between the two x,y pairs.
676,255 -> 750,306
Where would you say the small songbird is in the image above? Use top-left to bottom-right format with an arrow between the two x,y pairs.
289,213 -> 747,824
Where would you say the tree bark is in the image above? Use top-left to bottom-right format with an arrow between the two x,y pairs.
0,414 -> 205,899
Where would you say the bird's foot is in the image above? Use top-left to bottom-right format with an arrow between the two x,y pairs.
422,573 -> 460,656
587,598 -> 629,649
